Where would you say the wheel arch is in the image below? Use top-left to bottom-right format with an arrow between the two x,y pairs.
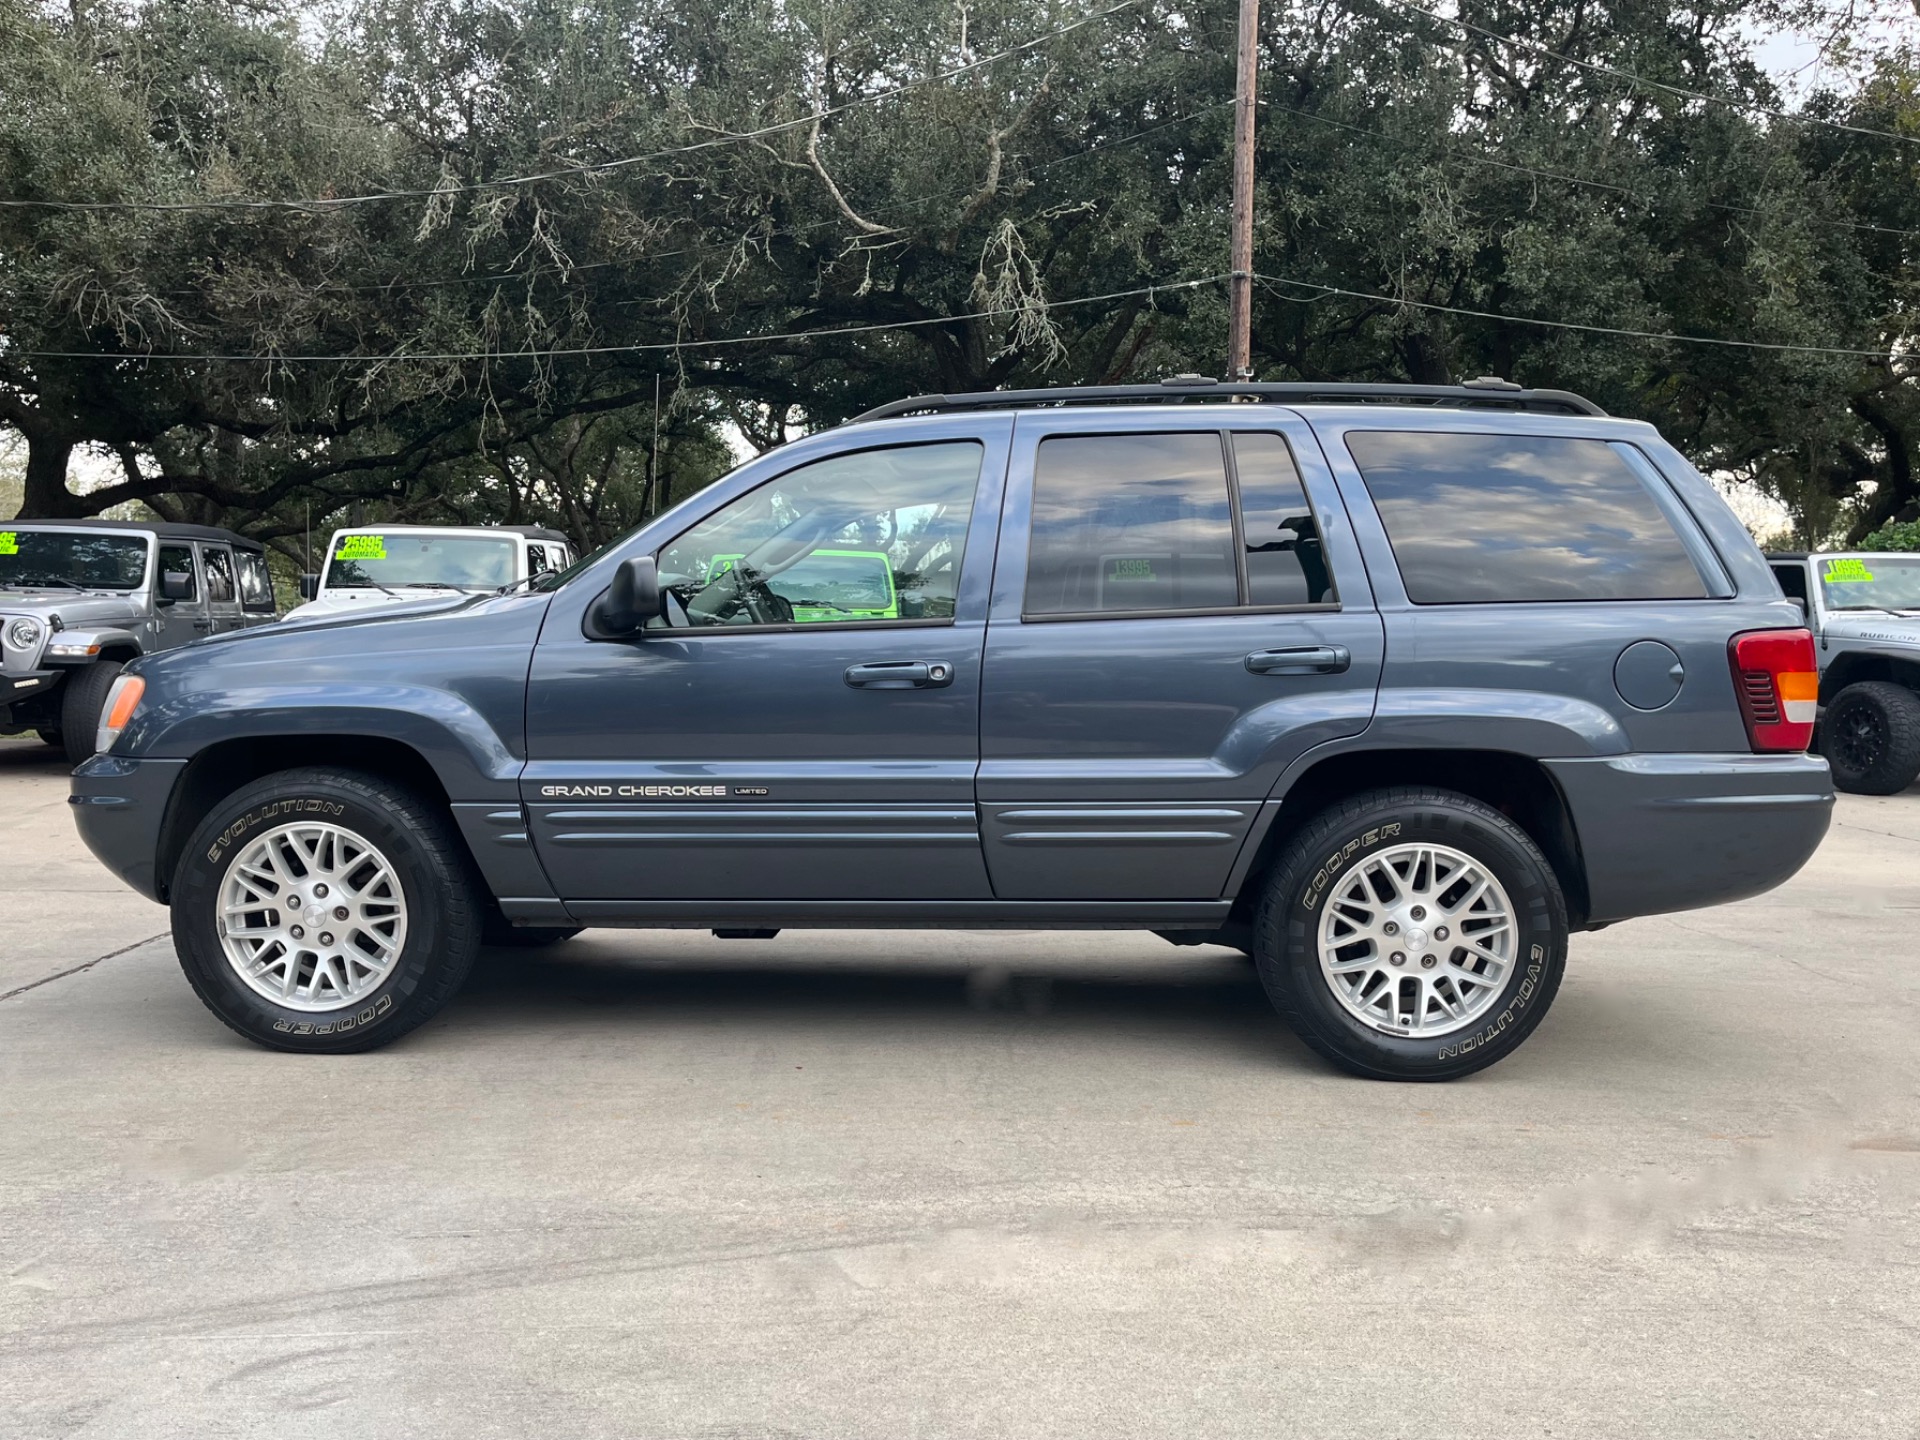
1227,747 -> 1590,932
1821,651 -> 1920,703
155,734 -> 456,904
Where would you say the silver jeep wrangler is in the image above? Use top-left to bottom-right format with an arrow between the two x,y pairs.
1,520 -> 278,763
1768,551 -> 1920,794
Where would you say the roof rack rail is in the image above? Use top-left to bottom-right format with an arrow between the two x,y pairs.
847,375 -> 1606,424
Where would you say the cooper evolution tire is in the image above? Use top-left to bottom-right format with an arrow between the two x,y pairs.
1824,681 -> 1920,795
170,767 -> 484,1053
58,660 -> 123,767
1254,786 -> 1568,1081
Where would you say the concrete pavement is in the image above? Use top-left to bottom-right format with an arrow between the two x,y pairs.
2,737 -> 1916,1438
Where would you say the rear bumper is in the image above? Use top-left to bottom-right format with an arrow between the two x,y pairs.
1545,752 -> 1833,926
69,753 -> 187,903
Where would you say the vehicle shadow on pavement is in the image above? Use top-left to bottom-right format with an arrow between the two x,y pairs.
458,940 -> 1305,1066
0,738 -> 73,774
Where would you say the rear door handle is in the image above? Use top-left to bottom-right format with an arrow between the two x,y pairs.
844,660 -> 955,689
1245,645 -> 1350,675
191,619 -> 211,631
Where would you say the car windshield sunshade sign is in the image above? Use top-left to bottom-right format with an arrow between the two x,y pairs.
326,534 -> 517,590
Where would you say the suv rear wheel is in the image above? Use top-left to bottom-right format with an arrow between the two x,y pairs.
1823,681 -> 1920,795
1254,787 -> 1568,1081
171,768 -> 483,1053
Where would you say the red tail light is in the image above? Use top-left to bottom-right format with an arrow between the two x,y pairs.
1728,629 -> 1818,752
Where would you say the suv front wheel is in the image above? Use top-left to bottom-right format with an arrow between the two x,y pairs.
1254,787 -> 1568,1081
171,768 -> 484,1053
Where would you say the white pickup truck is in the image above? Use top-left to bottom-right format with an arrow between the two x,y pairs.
1767,551 -> 1920,794
290,525 -> 574,621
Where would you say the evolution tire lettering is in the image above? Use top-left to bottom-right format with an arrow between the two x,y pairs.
1433,946 -> 1547,1059
1301,821 -> 1401,911
204,798 -> 347,863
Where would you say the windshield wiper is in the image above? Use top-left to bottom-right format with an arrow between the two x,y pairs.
9,575 -> 87,591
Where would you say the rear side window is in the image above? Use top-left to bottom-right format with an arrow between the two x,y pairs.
236,551 -> 276,612
1025,431 -> 1334,617
201,546 -> 237,604
1346,432 -> 1708,604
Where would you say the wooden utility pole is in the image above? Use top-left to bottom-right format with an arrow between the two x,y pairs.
1227,0 -> 1260,380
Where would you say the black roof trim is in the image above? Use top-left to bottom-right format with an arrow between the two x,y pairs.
2,517 -> 264,550
848,376 -> 1607,425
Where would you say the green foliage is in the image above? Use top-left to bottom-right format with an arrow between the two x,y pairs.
1859,519 -> 1920,551
1,0 -> 1917,550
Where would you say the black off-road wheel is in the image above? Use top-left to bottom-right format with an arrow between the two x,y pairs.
170,768 -> 484,1053
58,660 -> 123,766
1824,681 -> 1920,796
1254,787 -> 1568,1081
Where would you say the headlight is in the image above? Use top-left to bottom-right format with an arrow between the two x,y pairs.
96,674 -> 146,756
5,617 -> 41,651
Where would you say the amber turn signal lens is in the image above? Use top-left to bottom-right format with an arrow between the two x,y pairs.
95,675 -> 146,755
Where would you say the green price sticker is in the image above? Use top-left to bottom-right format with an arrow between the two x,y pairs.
0,532 -> 17,556
335,535 -> 387,561
1824,557 -> 1875,584
1108,558 -> 1157,580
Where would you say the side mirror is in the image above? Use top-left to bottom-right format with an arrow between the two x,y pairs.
160,572 -> 193,603
1790,596 -> 1809,621
589,555 -> 662,637
298,573 -> 319,601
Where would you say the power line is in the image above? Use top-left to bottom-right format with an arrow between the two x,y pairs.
1255,273 -> 1902,359
8,274 -> 1231,362
0,0 -> 1145,215
14,267 -> 1902,365
1354,0 -> 1920,149
1262,98 -> 1920,241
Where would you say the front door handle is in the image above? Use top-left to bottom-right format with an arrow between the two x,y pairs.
1246,645 -> 1350,676
844,660 -> 955,689
191,618 -> 211,631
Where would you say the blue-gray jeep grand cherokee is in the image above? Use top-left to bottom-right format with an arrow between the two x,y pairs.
70,379 -> 1833,1079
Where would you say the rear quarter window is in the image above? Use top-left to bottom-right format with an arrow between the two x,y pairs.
1346,431 -> 1708,604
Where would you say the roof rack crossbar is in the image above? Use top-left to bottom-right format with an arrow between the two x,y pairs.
848,378 -> 1606,424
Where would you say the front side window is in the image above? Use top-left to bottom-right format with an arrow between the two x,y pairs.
202,546 -> 237,603
157,545 -> 198,601
656,442 -> 982,628
236,551 -> 276,612
1024,431 -> 1334,617
1346,432 -> 1708,604
0,530 -> 149,591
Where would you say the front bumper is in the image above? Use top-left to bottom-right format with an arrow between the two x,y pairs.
1,669 -> 61,707
1544,752 -> 1834,927
70,752 -> 188,902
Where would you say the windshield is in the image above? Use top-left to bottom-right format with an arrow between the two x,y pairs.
0,529 -> 148,590
323,533 -> 517,590
1816,554 -> 1920,612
